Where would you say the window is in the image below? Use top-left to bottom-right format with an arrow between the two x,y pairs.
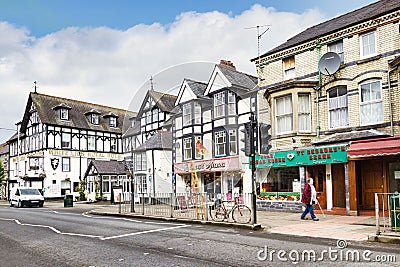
328,86 -> 348,128
102,176 -> 110,193
283,56 -> 295,80
276,95 -> 293,134
194,102 -> 201,124
183,137 -> 192,160
61,132 -> 71,148
360,31 -> 376,58
298,94 -> 311,132
60,109 -> 69,120
91,114 -> 99,125
360,80 -> 383,125
62,157 -> 70,172
229,130 -> 237,155
88,136 -> 96,150
183,103 -> 192,126
152,109 -> 159,122
194,136 -> 204,159
109,117 -> 117,127
214,131 -> 226,157
214,92 -> 225,118
328,40 -> 344,63
110,138 -> 117,152
146,111 -> 152,123
136,174 -> 147,193
135,153 -> 147,171
228,91 -> 236,115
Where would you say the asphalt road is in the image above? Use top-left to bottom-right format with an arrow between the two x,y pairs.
0,205 -> 398,267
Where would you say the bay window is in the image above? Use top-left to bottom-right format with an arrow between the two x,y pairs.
276,95 -> 293,134
298,94 -> 311,132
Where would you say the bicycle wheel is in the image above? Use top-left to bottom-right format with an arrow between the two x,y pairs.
209,204 -> 225,222
232,205 -> 251,223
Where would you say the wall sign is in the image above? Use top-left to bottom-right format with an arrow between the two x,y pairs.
174,156 -> 240,174
250,145 -> 348,168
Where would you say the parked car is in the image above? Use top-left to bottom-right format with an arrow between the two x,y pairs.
9,187 -> 44,208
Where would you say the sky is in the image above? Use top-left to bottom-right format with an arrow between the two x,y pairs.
0,0 -> 377,143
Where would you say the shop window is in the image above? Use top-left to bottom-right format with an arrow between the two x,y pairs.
276,95 -> 293,134
328,86 -> 348,128
298,94 -> 311,132
360,80 -> 383,125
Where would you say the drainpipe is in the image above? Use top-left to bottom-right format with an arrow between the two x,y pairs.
316,39 -> 322,138
388,67 -> 396,136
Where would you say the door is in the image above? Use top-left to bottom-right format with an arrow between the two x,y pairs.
361,160 -> 384,209
306,165 -> 326,209
332,164 -> 346,208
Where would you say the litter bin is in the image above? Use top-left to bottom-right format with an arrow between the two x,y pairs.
390,193 -> 400,232
64,194 -> 73,208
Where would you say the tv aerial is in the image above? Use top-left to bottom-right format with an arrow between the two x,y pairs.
245,24 -> 271,61
318,52 -> 341,76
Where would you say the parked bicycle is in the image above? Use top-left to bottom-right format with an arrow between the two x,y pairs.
209,198 -> 251,224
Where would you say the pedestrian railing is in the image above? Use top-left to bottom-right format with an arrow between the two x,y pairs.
374,192 -> 400,235
115,192 -> 253,224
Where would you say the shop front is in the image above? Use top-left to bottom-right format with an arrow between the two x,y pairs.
347,137 -> 400,215
254,145 -> 348,213
174,156 -> 244,201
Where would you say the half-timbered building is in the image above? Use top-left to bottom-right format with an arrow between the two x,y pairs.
8,92 -> 135,199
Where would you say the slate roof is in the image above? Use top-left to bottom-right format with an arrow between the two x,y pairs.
0,142 -> 8,155
252,0 -> 400,60
135,131 -> 172,151
312,129 -> 390,145
148,90 -> 177,113
185,79 -> 208,98
21,92 -> 136,134
217,64 -> 258,91
84,160 -> 127,177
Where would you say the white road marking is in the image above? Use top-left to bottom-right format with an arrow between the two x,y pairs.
101,224 -> 190,240
61,232 -> 104,238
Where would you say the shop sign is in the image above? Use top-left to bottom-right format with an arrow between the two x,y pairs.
174,156 -> 240,174
250,145 -> 348,168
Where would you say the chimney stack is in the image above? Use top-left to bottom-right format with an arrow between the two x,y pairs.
219,59 -> 236,70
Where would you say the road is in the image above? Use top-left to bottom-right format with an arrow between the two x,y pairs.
0,205 -> 398,267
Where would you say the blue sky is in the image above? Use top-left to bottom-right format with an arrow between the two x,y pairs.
0,0 -> 377,142
2,0 -> 376,37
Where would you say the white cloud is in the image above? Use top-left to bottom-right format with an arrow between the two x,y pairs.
0,4 -> 325,142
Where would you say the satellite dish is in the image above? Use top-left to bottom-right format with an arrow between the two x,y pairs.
318,52 -> 341,76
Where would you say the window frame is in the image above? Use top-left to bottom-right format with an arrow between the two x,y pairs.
62,157 -> 70,172
91,114 -> 99,125
135,152 -> 147,171
87,135 -> 96,150
275,95 -> 293,134
214,92 -> 226,118
229,129 -> 237,155
214,130 -> 226,157
328,40 -> 344,63
283,56 -> 295,80
182,103 -> 192,126
183,137 -> 192,160
110,138 -> 117,152
61,132 -> 71,149
359,79 -> 383,126
60,109 -> 69,120
360,30 -> 377,59
328,86 -> 348,129
109,117 -> 117,127
298,94 -> 311,133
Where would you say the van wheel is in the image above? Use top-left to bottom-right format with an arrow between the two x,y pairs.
10,201 -> 13,207
17,201 -> 22,208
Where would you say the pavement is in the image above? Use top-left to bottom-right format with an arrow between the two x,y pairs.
2,199 -> 400,244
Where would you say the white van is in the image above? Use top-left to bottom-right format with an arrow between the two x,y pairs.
9,187 -> 44,208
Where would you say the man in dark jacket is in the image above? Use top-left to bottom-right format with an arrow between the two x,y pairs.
301,178 -> 319,221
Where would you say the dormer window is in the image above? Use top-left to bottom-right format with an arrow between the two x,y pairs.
53,103 -> 72,121
103,112 -> 118,128
85,109 -> 101,125
91,114 -> 99,125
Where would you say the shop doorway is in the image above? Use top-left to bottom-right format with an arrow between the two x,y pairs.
389,161 -> 400,193
332,164 -> 346,208
361,160 -> 384,210
306,165 -> 326,209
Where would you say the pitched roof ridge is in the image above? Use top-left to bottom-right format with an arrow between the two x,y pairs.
217,63 -> 257,79
31,92 -> 135,114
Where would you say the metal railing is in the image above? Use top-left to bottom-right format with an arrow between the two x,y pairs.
115,192 -> 253,224
374,192 -> 400,235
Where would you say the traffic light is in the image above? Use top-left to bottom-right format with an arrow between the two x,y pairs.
259,123 -> 272,154
240,122 -> 252,156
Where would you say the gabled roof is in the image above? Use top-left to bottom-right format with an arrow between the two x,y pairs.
20,92 -> 136,134
136,90 -> 178,119
84,160 -> 127,177
175,78 -> 209,106
135,131 -> 172,151
252,0 -> 400,60
204,64 -> 258,96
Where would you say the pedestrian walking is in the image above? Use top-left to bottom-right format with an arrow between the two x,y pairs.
300,178 -> 319,221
